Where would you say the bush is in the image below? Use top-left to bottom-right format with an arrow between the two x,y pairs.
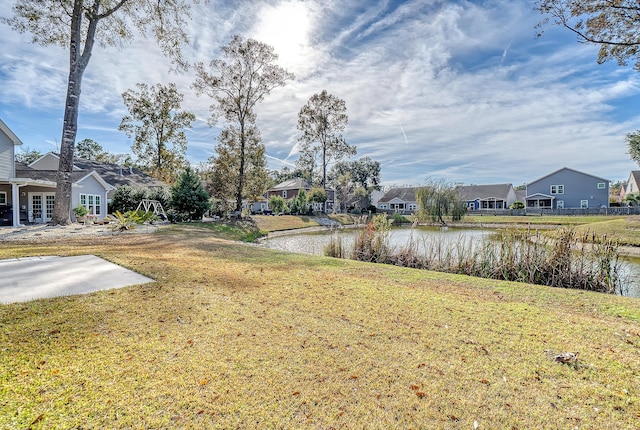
352,214 -> 393,263
391,213 -> 409,224
510,201 -> 525,209
269,195 -> 287,215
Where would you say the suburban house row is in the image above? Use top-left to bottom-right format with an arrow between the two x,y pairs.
1,119 -> 164,227
377,167 -> 614,214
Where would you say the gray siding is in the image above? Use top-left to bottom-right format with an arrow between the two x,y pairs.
29,153 -> 60,170
0,131 -> 14,179
73,175 -> 109,220
528,168 -> 609,209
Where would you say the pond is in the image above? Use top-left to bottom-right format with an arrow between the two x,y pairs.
262,226 -> 640,298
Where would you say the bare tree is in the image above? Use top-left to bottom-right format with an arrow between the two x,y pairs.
297,90 -> 356,188
2,0 -> 200,224
193,35 -> 293,212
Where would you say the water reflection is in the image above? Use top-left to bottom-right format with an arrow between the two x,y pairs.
263,226 -> 639,297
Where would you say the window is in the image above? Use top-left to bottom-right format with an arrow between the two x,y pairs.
550,185 -> 564,194
556,200 -> 564,209
581,200 -> 588,208
597,183 -> 606,189
0,192 -> 6,205
282,190 -> 287,198
80,193 -> 101,215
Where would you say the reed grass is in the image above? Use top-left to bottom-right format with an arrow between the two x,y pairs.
343,217 -> 627,294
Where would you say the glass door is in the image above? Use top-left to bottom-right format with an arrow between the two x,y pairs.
45,195 -> 55,221
31,195 -> 42,223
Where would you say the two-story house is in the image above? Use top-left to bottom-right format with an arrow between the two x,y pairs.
525,167 -> 609,209
266,178 -> 335,213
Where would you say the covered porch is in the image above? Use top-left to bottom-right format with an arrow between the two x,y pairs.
525,193 -> 555,209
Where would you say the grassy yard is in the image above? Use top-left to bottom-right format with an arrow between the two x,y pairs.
571,217 -> 640,247
252,215 -> 321,232
1,224 -> 640,428
463,214 -> 625,226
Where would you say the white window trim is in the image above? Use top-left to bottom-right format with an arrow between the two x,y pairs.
597,183 -> 606,189
0,191 -> 6,205
79,193 -> 102,216
282,190 -> 287,198
580,200 -> 589,208
556,200 -> 564,209
550,185 -> 564,194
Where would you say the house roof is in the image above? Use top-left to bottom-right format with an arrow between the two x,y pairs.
268,178 -> 311,191
72,157 -> 165,189
629,171 -> 640,187
525,193 -> 555,200
28,153 -> 166,189
528,167 -> 609,185
454,184 -> 513,201
378,187 -> 416,203
0,118 -> 24,146
15,163 -> 104,186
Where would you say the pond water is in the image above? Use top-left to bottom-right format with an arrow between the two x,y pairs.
262,226 -> 640,298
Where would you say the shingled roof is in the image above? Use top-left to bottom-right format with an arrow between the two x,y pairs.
454,184 -> 514,201
378,187 -> 417,203
71,157 -> 165,189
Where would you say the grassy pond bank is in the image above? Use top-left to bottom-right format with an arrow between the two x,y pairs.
1,219 -> 639,428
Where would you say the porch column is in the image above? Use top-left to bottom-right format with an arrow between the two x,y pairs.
11,183 -> 20,227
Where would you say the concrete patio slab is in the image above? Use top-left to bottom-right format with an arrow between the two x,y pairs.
0,255 -> 154,304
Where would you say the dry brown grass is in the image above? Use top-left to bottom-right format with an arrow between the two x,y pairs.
1,225 -> 640,429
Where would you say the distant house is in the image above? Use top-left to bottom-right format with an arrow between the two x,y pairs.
525,167 -> 609,210
454,184 -> 517,210
342,189 -> 384,213
621,171 -> 640,201
266,178 -> 335,213
0,120 -> 113,225
515,188 -> 527,204
376,187 -> 417,213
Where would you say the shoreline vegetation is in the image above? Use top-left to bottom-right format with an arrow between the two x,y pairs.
326,216 -> 626,295
1,222 -> 640,428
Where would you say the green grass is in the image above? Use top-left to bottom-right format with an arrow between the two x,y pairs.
463,214 -> 625,226
252,215 -> 321,232
1,225 -> 639,428
571,217 -> 640,247
189,220 -> 267,242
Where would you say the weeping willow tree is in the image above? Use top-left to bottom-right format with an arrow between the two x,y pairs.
415,180 -> 466,226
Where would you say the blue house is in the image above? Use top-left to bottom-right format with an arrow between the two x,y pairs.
525,167 -> 609,210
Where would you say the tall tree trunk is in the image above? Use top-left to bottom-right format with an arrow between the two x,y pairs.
235,120 -> 246,212
52,0 -> 84,225
322,144 -> 326,188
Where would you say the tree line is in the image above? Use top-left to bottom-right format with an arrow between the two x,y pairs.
6,1 -> 640,223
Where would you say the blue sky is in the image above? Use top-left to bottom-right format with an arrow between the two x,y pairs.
1,0 -> 639,186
